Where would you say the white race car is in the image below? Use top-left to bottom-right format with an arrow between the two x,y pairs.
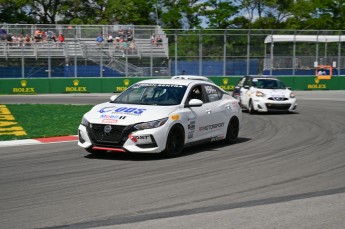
232,76 -> 297,114
78,78 -> 242,157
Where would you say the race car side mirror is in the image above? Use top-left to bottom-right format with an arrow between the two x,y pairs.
110,95 -> 118,101
187,99 -> 203,107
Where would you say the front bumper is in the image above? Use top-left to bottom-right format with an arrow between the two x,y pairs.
78,123 -> 169,153
252,97 -> 297,112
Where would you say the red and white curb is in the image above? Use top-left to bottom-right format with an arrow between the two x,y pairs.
0,135 -> 78,147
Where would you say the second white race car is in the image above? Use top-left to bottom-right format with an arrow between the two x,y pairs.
78,78 -> 242,157
232,76 -> 297,114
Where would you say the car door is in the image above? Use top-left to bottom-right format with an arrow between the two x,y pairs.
202,84 -> 229,139
239,77 -> 251,108
183,84 -> 214,142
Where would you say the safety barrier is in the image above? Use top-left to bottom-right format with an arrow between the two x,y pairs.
0,76 -> 344,95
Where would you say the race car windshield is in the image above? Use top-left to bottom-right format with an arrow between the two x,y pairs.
113,84 -> 187,106
253,79 -> 286,89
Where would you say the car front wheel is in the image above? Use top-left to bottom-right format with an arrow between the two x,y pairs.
248,100 -> 256,114
224,117 -> 239,144
162,124 -> 185,157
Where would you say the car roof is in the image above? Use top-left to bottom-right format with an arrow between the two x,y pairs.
244,75 -> 279,79
136,78 -> 210,86
171,75 -> 214,83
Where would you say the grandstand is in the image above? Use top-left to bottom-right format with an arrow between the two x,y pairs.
0,24 -> 169,77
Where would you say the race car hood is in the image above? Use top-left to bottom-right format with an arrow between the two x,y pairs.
84,102 -> 178,125
257,89 -> 292,98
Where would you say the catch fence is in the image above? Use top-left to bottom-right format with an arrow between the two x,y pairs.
1,24 -> 345,78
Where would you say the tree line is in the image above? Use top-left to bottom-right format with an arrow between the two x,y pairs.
1,0 -> 344,30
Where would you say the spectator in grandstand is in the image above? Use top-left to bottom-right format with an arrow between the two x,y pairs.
118,29 -> 126,39
0,28 -> 6,41
156,35 -> 162,47
96,34 -> 103,45
11,34 -> 18,46
58,33 -> 65,47
50,33 -> 57,46
182,70 -> 186,75
5,33 -> 12,44
46,30 -> 57,44
106,33 -> 113,43
127,31 -> 133,42
34,29 -> 43,42
151,33 -> 156,44
17,34 -> 24,47
129,40 -> 136,52
24,34 -> 32,46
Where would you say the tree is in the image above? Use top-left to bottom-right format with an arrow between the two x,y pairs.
28,0 -> 67,24
159,0 -> 201,29
0,0 -> 36,23
199,0 -> 239,29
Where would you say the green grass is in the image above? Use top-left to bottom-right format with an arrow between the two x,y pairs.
0,104 -> 93,141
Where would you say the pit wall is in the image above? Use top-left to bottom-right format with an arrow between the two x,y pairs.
0,76 -> 344,94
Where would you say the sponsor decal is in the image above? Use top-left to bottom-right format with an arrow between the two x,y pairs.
187,120 -> 196,139
99,106 -> 146,116
100,114 -> 126,119
171,114 -> 180,120
188,132 -> 194,139
205,85 -> 217,94
129,134 -> 152,144
188,120 -> 196,130
137,83 -> 184,88
12,80 -> 36,94
65,80 -> 87,92
199,122 -> 225,132
220,78 -> 235,91
231,102 -> 239,108
308,78 -> 327,89
116,79 -> 131,92
102,119 -> 118,124
0,105 -> 27,136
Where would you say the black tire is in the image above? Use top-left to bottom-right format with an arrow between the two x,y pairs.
224,117 -> 239,144
248,100 -> 256,114
162,125 -> 185,157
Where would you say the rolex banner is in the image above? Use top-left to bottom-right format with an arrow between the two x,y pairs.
0,76 -> 344,94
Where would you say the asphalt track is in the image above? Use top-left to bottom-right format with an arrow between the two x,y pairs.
0,91 -> 345,229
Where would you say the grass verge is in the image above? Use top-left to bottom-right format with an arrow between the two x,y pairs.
1,104 -> 93,141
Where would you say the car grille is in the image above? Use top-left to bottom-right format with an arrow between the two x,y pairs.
265,103 -> 291,110
268,97 -> 288,101
87,124 -> 132,147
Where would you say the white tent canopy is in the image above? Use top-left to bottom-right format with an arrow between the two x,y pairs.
264,35 -> 345,43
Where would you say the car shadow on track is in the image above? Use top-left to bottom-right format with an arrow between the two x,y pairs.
242,110 -> 300,115
84,137 -> 251,161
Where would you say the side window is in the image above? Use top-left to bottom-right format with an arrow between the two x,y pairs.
243,77 -> 251,87
204,85 -> 222,102
187,85 -> 204,102
238,77 -> 246,86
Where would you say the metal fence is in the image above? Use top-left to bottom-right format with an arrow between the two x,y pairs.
1,24 -> 345,78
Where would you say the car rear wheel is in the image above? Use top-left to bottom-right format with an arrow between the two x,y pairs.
224,117 -> 239,144
162,124 -> 185,157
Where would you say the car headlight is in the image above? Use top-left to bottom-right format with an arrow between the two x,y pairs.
134,117 -> 168,130
256,91 -> 265,97
81,116 -> 90,127
290,92 -> 296,98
